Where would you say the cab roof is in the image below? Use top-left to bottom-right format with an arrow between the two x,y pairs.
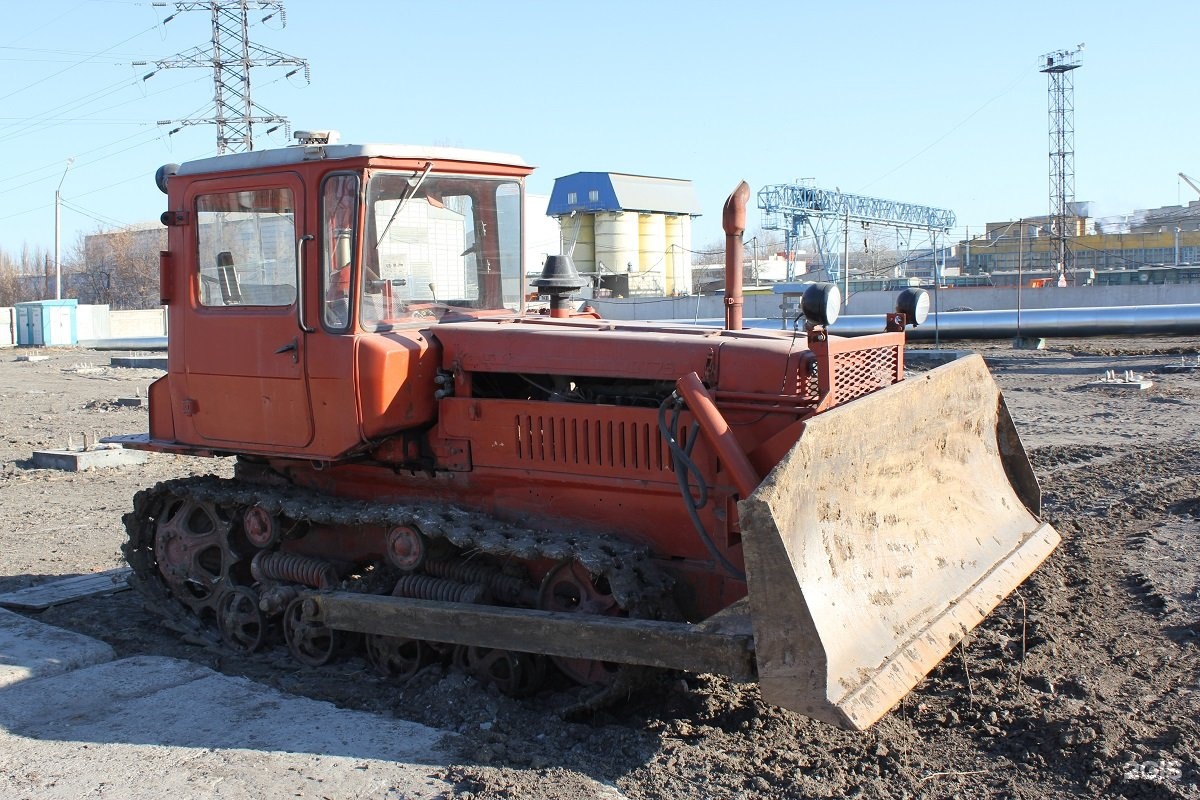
175,143 -> 530,176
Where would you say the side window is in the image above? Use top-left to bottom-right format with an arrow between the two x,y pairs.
495,182 -> 523,306
195,188 -> 296,307
321,174 -> 360,329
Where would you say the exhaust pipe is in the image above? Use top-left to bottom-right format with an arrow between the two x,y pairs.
723,181 -> 750,330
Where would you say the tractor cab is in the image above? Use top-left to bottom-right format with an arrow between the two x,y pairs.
137,132 -> 533,459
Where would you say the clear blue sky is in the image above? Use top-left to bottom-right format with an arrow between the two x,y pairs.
2,0 -> 1196,260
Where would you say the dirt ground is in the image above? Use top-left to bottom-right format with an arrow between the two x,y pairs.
0,340 -> 1197,800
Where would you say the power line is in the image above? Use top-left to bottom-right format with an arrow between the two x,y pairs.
1,3 -> 88,48
0,127 -> 166,191
60,198 -> 137,230
1,72 -> 210,144
0,21 -> 167,105
858,68 -> 1031,194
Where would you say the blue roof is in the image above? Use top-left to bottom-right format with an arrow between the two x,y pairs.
546,172 -> 701,217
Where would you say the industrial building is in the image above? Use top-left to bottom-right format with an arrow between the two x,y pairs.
958,200 -> 1200,286
546,172 -> 700,297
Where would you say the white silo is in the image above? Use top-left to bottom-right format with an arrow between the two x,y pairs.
665,214 -> 692,294
638,214 -> 667,273
594,211 -> 638,276
637,213 -> 668,294
560,214 -> 596,274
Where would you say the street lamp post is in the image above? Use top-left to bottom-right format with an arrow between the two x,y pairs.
54,158 -> 74,300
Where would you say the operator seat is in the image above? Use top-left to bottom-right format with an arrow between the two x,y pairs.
216,251 -> 242,304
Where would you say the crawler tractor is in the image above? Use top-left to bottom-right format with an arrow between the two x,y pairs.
110,133 -> 1059,730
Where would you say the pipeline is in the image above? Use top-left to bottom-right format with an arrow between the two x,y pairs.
78,337 -> 168,350
742,303 -> 1200,340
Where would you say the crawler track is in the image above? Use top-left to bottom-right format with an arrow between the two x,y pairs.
121,475 -> 676,698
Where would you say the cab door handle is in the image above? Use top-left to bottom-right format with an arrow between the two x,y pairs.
275,338 -> 299,364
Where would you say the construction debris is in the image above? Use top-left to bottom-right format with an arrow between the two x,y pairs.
1086,369 -> 1153,391
1160,354 -> 1200,374
0,568 -> 131,611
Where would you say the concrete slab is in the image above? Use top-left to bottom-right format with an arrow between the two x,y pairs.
0,655 -> 456,799
1086,370 -> 1154,391
0,615 -> 631,799
109,355 -> 167,370
1161,355 -> 1200,374
14,354 -> 50,362
0,568 -> 131,611
31,445 -> 148,471
1012,336 -> 1047,350
0,607 -> 115,687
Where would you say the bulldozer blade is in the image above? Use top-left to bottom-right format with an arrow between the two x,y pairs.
738,354 -> 1059,730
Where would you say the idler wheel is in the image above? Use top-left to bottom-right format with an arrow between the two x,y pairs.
283,598 -> 341,667
538,560 -> 623,686
385,525 -> 426,572
454,645 -> 547,697
365,634 -> 429,679
242,506 -> 280,549
217,586 -> 267,652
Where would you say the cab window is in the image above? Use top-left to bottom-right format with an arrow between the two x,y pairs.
195,188 -> 296,307
320,174 -> 360,329
360,173 -> 523,330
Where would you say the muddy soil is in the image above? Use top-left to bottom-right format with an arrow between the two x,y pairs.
0,342 -> 1197,799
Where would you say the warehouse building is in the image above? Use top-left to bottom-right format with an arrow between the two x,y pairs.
546,172 -> 700,297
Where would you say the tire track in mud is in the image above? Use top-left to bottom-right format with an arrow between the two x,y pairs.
8,346 -> 1200,800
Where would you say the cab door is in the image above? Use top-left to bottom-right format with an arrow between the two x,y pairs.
180,173 -> 314,448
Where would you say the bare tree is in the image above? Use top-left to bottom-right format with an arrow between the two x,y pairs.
693,236 -> 726,266
850,226 -> 901,280
0,243 -> 53,305
0,250 -> 19,307
69,227 -> 164,309
690,227 -> 798,293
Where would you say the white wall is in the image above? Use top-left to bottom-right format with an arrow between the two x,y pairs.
525,193 -> 561,274
0,307 -> 14,347
76,305 -> 111,341
108,308 -> 167,337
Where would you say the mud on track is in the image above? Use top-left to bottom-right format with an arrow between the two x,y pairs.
1,341 -> 1197,799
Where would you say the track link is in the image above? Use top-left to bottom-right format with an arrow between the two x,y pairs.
122,475 -> 678,699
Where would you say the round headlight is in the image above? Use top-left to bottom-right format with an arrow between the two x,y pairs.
155,163 -> 179,195
801,282 -> 841,326
896,287 -> 930,326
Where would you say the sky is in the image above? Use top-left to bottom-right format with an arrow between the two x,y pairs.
1,0 -> 1197,261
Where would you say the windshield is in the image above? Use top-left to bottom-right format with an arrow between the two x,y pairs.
360,171 -> 524,330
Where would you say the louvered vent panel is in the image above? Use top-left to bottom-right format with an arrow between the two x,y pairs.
513,412 -> 678,473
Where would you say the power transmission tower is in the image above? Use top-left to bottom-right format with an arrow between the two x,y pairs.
154,1 -> 309,153
1039,44 -> 1083,283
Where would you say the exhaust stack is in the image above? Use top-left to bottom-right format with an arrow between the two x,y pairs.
722,181 -> 750,330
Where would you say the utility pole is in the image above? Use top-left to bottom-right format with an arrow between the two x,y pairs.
54,158 -> 74,300
1040,44 -> 1083,287
750,236 -> 758,285
842,210 -> 849,308
153,2 -> 309,153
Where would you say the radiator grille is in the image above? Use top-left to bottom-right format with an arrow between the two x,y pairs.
832,346 -> 900,404
513,412 -> 681,473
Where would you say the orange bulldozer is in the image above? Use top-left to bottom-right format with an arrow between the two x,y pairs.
109,132 -> 1058,729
